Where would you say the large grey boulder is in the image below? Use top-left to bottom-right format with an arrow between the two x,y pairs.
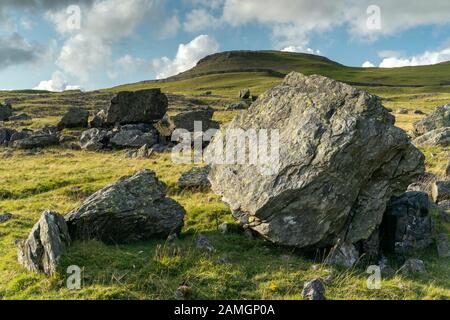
432,181 -> 450,203
110,129 -> 156,148
0,127 -> 16,146
13,133 -> 59,149
207,72 -> 424,250
65,169 -> 185,243
104,89 -> 168,125
0,102 -> 13,121
413,104 -> 450,136
17,211 -> 71,275
413,127 -> 450,147
381,192 -> 435,255
57,107 -> 89,130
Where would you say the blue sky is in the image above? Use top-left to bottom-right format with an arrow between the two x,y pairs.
1,0 -> 450,91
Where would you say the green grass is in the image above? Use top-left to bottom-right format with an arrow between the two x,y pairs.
0,50 -> 449,300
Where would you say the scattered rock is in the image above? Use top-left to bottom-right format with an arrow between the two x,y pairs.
57,107 -> 89,130
413,110 -> 425,115
110,129 -> 156,148
178,166 -> 211,189
0,212 -> 13,224
400,258 -> 426,274
89,109 -> 107,128
104,89 -> 168,125
381,192 -> 435,254
445,162 -> 450,176
302,279 -> 326,300
378,256 -> 395,277
174,285 -> 191,300
196,234 -> 215,252
167,233 -> 178,242
13,133 -> 59,149
217,255 -> 230,265
413,127 -> 450,147
436,233 -> 450,258
0,102 -> 13,121
17,210 -> 71,275
155,107 -> 219,138
324,242 -> 359,268
239,88 -> 251,100
395,108 -> 409,114
0,127 -> 16,146
225,101 -> 249,110
8,113 -> 31,121
432,181 -> 450,203
218,222 -> 243,234
79,128 -> 109,151
65,169 -> 185,243
413,104 -> 450,136
207,72 -> 424,250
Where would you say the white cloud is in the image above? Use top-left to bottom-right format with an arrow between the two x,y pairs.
181,0 -> 450,48
281,46 -> 320,55
34,71 -> 81,92
47,0 -> 163,82
362,61 -> 375,68
379,47 -> 450,68
0,33 -> 50,70
184,9 -> 222,32
152,34 -> 219,79
117,54 -> 149,72
156,14 -> 181,39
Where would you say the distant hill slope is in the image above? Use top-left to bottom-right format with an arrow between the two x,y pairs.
130,50 -> 450,88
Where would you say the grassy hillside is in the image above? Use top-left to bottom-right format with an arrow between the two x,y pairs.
0,50 -> 449,300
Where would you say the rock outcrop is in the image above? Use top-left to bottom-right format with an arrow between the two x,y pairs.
432,181 -> 450,203
65,169 -> 185,243
17,211 -> 71,275
207,72 -> 424,251
413,127 -> 450,147
104,89 -> 168,125
178,166 -> 211,189
381,192 -> 435,255
413,104 -> 450,136
13,133 -> 59,149
57,107 -> 89,130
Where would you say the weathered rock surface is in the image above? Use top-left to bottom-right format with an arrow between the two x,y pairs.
302,279 -> 326,300
155,107 -> 219,138
110,129 -> 156,148
413,127 -> 450,147
65,169 -> 185,243
381,192 -> 435,255
225,101 -> 249,111
17,211 -> 70,275
432,181 -> 450,203
89,109 -> 107,128
0,127 -> 16,146
104,89 -> 168,125
401,258 -> 426,274
436,233 -> 450,258
57,107 -> 89,130
413,104 -> 450,136
178,166 -> 211,189
207,72 -> 424,250
79,128 -> 109,151
324,242 -> 359,268
0,102 -> 13,121
12,133 -> 59,149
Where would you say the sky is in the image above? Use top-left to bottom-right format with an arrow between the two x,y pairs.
1,0 -> 450,91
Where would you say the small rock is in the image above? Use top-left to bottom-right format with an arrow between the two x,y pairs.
324,242 -> 359,268
167,233 -> 178,242
414,110 -> 425,115
196,234 -> 214,252
413,104 -> 450,136
178,166 -> 211,190
218,222 -> 243,234
13,133 -> 59,149
0,212 -> 13,224
8,113 -> 31,121
217,255 -> 230,265
436,233 -> 450,258
445,162 -> 450,176
395,108 -> 409,114
0,102 -> 13,121
174,285 -> 191,300
400,258 -> 426,274
239,88 -> 251,100
57,107 -> 90,130
432,181 -> 450,203
17,210 -> 71,275
302,279 -> 326,300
